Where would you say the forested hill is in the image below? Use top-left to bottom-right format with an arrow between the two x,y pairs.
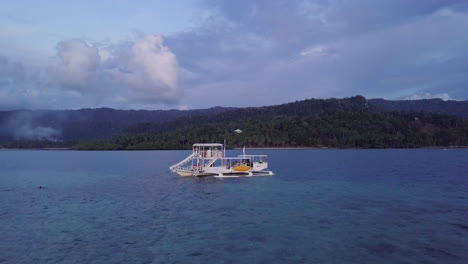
1,96 -> 468,149
72,96 -> 468,150
122,96 -> 370,134
0,106 -> 232,141
369,98 -> 468,118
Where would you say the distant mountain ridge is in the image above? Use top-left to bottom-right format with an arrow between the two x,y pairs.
0,96 -> 467,143
73,96 -> 468,150
0,107 -> 233,141
369,98 -> 468,118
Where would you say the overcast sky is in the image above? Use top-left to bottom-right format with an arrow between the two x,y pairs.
1,0 -> 467,110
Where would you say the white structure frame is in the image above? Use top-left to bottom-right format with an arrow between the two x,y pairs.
170,143 -> 274,177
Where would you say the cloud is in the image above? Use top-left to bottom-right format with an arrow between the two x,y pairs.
167,0 -> 468,108
54,35 -> 180,105
406,93 -> 454,101
0,55 -> 53,110
56,39 -> 100,90
1,1 -> 468,110
113,35 -> 180,103
0,34 -> 181,109
299,44 -> 331,57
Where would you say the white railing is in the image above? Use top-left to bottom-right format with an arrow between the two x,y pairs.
203,158 -> 217,169
189,158 -> 218,176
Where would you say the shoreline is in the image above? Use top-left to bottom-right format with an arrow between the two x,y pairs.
236,146 -> 468,150
234,147 -> 333,150
43,148 -> 71,150
1,146 -> 468,151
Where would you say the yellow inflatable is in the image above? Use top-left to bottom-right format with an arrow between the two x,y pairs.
232,165 -> 250,172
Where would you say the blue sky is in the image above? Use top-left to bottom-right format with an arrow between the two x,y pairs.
1,0 -> 467,110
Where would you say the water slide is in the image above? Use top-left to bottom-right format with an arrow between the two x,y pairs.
169,153 -> 196,170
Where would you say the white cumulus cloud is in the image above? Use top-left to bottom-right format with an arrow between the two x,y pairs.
46,35 -> 181,107
56,39 -> 100,89
114,35 -> 179,103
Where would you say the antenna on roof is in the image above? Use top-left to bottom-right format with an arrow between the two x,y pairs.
234,129 -> 244,155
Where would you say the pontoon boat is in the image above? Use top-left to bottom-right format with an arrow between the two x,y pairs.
169,143 -> 274,177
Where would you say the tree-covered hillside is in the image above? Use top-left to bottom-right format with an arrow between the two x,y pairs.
369,98 -> 468,118
0,107 -> 233,141
72,96 -> 468,150
2,96 -> 468,149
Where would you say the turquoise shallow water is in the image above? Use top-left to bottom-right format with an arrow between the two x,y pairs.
0,149 -> 467,263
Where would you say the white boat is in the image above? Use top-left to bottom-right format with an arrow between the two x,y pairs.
169,143 -> 274,177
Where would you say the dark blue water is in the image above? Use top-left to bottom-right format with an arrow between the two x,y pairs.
1,149 -> 467,263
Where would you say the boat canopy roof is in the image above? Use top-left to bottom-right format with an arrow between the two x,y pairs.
238,155 -> 268,158
193,143 -> 223,147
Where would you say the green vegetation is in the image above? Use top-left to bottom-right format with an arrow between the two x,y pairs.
72,96 -> 468,150
0,140 -> 75,149
2,96 -> 467,150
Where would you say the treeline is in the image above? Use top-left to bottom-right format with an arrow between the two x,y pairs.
73,96 -> 468,150
121,96 -> 370,135
3,96 -> 468,150
0,106 -> 233,141
0,140 -> 76,149
369,98 -> 468,118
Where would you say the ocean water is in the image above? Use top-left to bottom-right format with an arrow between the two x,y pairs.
0,149 -> 467,264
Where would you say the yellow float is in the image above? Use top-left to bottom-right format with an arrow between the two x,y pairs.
232,165 -> 250,172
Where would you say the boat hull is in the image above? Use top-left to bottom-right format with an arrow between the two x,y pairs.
174,170 -> 195,177
173,167 -> 272,177
174,170 -> 214,177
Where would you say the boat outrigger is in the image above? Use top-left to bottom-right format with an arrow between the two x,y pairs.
169,143 -> 274,177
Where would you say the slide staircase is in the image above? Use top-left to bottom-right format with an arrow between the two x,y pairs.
170,153 -> 197,171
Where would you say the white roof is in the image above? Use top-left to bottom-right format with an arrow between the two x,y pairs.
193,143 -> 223,147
